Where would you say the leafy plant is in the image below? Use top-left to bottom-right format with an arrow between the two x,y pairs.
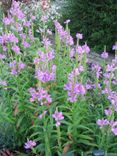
0,1 -> 117,155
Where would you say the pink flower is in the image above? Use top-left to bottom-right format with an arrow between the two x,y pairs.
8,33 -> 18,43
0,80 -> 7,86
18,62 -> 26,71
112,43 -> 117,50
76,33 -> 83,39
42,37 -> 52,48
39,111 -> 47,119
64,19 -> 71,24
3,17 -> 12,25
23,21 -> 31,27
0,54 -> 6,60
112,128 -> 117,135
47,29 -> 52,35
9,60 -> 26,75
97,119 -> 109,128
64,82 -> 86,102
52,110 -> 64,127
41,15 -> 48,22
101,51 -> 109,59
35,65 -> 56,83
24,140 -> 36,149
76,45 -> 83,54
31,15 -> 36,21
29,87 -> 52,105
70,48 -> 75,58
12,45 -> 20,54
82,43 -> 90,53
105,108 -> 112,116
22,41 -> 30,48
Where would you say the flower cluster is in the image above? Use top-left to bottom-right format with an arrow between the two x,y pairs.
28,87 -> 52,105
92,63 -> 102,79
97,54 -> 117,136
97,119 -> 117,135
54,21 -> 74,46
10,0 -> 25,20
64,67 -> 86,103
24,140 -> 36,149
9,60 -> 26,75
34,50 -> 56,83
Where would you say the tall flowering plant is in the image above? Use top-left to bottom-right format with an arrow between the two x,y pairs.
0,1 -> 117,155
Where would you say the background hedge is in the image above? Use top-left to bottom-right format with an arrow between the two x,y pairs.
59,0 -> 117,52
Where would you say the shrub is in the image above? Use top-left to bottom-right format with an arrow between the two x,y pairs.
59,0 -> 117,52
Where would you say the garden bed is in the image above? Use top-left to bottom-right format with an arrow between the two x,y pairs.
0,0 -> 117,156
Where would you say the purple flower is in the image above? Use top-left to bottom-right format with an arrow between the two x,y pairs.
9,60 -> 17,68
11,68 -> 18,75
23,21 -> 31,27
46,50 -> 55,61
70,48 -> 75,58
105,108 -> 112,116
8,34 -> 18,43
9,60 -> 26,75
76,45 -> 84,54
82,43 -> 90,54
10,1 -> 25,20
101,51 -> 109,59
52,110 -> 64,127
12,45 -> 20,54
9,60 -> 17,75
64,82 -> 86,103
0,54 -> 6,60
31,15 -> 36,21
35,64 -> 56,83
24,140 -> 36,149
47,29 -> 52,35
18,62 -> 26,71
15,22 -> 23,32
3,17 -> 12,25
92,64 -> 101,78
37,50 -> 55,62
42,37 -> 52,48
54,21 -> 74,46
0,80 -> 7,86
64,67 -> 86,102
106,64 -> 115,72
76,33 -> 83,39
110,121 -> 117,127
29,87 -> 52,105
41,15 -> 48,22
66,34 -> 74,46
39,111 -> 47,119
85,83 -> 93,90
97,119 -> 109,128
112,43 -> 117,50
34,58 -> 40,65
22,41 -> 30,48
64,19 -> 71,24
0,34 -> 8,45
112,128 -> 117,135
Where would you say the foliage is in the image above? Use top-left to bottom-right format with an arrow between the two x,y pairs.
0,1 -> 117,155
59,0 -> 117,52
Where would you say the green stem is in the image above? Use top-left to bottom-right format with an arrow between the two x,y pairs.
57,126 -> 62,153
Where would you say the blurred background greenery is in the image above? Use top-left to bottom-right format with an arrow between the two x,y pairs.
55,0 -> 117,52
